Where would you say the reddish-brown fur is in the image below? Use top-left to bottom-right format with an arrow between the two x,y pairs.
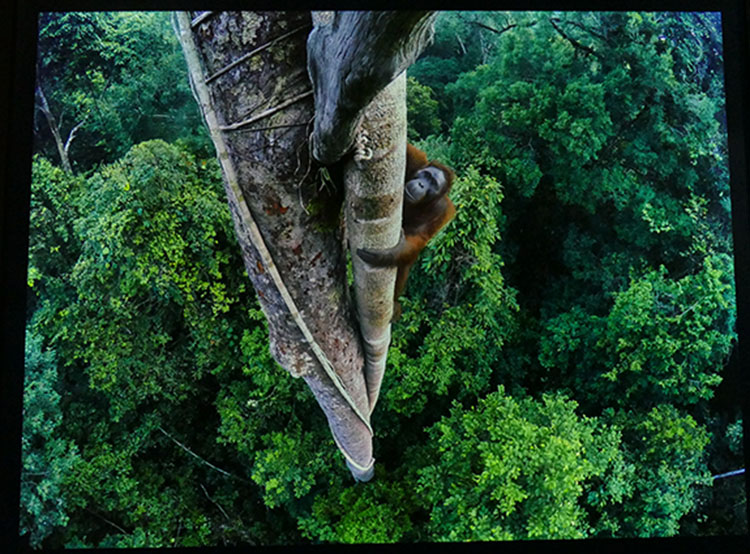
358,143 -> 456,319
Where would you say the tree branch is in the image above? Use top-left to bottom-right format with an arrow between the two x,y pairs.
35,85 -> 73,173
63,120 -> 84,157
190,11 -> 214,28
555,18 -> 610,43
455,32 -> 467,56
713,468 -> 745,480
200,483 -> 231,521
469,20 -> 519,37
307,11 -> 437,164
549,17 -> 601,59
84,508 -> 129,535
158,426 -> 250,483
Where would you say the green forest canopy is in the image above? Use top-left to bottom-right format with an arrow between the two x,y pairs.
22,10 -> 745,547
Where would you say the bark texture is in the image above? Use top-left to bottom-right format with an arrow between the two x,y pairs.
345,73 -> 407,413
174,11 -> 373,481
306,11 -> 436,164
35,85 -> 74,173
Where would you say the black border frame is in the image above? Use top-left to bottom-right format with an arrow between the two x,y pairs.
2,1 -> 748,552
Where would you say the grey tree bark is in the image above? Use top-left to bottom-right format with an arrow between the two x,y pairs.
307,11 -> 436,414
306,11 -> 437,165
175,10 -> 437,483
344,74 -> 406,412
175,11 -> 374,481
35,85 -> 75,174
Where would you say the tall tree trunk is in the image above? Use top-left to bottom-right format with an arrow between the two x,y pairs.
306,10 -> 437,413
174,11 -> 374,481
345,73 -> 407,411
35,85 -> 73,173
